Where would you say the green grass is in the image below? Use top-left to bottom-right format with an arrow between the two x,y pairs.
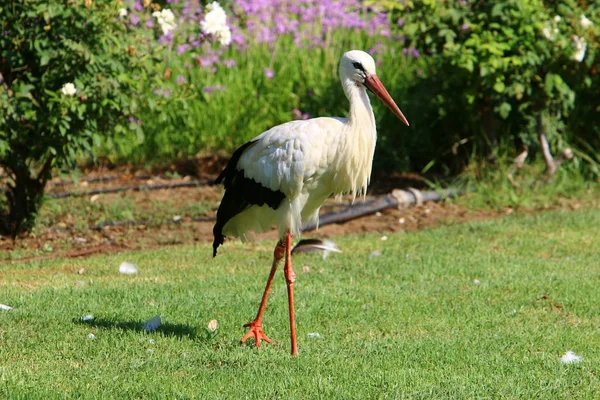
455,155 -> 600,211
2,208 -> 600,398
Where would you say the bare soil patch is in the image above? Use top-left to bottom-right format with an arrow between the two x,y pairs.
1,163 -> 594,263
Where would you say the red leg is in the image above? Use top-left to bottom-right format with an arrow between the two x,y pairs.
240,239 -> 285,348
283,231 -> 299,356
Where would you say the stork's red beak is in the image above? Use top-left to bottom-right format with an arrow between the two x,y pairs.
365,75 -> 409,127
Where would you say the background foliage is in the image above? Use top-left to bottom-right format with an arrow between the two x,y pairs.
0,0 -> 145,234
0,0 -> 598,235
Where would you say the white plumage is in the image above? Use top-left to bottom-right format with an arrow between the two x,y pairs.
217,50 -> 407,244
213,50 -> 408,356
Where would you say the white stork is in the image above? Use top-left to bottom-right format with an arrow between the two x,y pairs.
213,50 -> 409,356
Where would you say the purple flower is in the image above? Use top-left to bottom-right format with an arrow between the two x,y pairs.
176,75 -> 187,85
292,109 -> 310,120
461,23 -> 469,31
397,18 -> 404,27
177,44 -> 190,55
153,89 -> 172,97
203,85 -> 226,94
223,59 -> 237,68
236,0 -> 391,46
133,0 -> 143,11
130,14 -> 140,26
403,47 -> 421,59
368,42 -> 384,55
264,68 -> 274,79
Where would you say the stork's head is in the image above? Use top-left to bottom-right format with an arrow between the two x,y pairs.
340,50 -> 409,126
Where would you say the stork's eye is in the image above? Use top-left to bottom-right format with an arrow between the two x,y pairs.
352,62 -> 365,71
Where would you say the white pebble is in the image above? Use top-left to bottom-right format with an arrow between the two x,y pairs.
119,261 -> 138,275
80,315 -> 94,322
561,351 -> 583,364
88,333 -> 96,340
0,304 -> 13,311
369,251 -> 382,258
473,279 -> 481,285
307,333 -> 323,339
207,319 -> 218,332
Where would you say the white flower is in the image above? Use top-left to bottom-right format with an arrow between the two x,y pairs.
553,15 -> 561,23
216,28 -> 232,46
118,8 -> 128,18
159,21 -> 176,35
571,35 -> 587,62
206,1 -> 226,14
201,1 -> 231,46
201,9 -> 227,35
542,24 -> 559,41
61,82 -> 77,96
560,350 -> 583,364
160,9 -> 176,24
153,9 -> 177,35
580,14 -> 593,30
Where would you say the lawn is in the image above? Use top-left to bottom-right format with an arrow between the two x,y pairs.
1,207 -> 600,398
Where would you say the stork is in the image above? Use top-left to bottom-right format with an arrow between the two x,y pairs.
213,50 -> 409,356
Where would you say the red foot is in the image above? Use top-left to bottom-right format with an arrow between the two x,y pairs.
240,321 -> 273,348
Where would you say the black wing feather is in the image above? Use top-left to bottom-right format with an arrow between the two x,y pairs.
212,140 -> 286,257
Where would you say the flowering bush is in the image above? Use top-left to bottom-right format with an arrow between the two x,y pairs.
102,0 -> 401,163
0,0 -> 145,235
389,0 -> 598,174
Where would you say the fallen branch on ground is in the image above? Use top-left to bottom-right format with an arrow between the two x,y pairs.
302,188 -> 463,231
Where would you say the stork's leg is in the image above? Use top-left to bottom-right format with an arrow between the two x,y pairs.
240,239 -> 285,348
283,230 -> 299,356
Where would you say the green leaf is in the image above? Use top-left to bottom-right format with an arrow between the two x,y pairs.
496,102 -> 512,119
493,81 -> 506,93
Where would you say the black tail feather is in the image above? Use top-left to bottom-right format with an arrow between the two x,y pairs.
212,139 -> 285,256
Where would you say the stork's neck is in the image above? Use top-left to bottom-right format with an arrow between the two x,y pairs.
330,77 -> 377,199
343,79 -> 376,132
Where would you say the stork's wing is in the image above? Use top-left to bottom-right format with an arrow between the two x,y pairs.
238,118 -> 345,196
212,139 -> 286,256
212,117 -> 345,256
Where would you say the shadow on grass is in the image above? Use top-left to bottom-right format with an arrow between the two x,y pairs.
75,317 -> 199,339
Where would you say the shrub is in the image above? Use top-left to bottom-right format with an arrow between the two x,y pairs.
0,1 -> 144,235
385,0 -> 598,174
